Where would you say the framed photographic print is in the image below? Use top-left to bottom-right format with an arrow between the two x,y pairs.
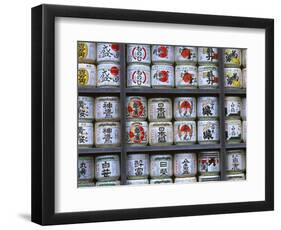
31,4 -> 274,225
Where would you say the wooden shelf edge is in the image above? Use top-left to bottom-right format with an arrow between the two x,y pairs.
78,87 -> 246,95
126,144 -> 221,153
78,147 -> 121,154
225,143 -> 247,149
78,87 -> 120,94
225,89 -> 246,95
125,88 -> 220,94
78,144 -> 225,155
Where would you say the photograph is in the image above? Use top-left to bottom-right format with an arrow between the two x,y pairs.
77,43 -> 247,187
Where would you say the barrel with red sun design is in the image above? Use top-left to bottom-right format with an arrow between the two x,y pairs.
151,64 -> 174,88
97,62 -> 120,87
152,45 -> 174,63
174,97 -> 196,120
126,121 -> 148,146
174,121 -> 196,144
175,65 -> 198,88
175,46 -> 197,64
126,96 -> 147,120
97,43 -> 120,62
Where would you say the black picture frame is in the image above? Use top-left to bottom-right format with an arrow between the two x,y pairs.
31,4 -> 274,225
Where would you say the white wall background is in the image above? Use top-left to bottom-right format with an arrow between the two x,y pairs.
0,0 -> 279,228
